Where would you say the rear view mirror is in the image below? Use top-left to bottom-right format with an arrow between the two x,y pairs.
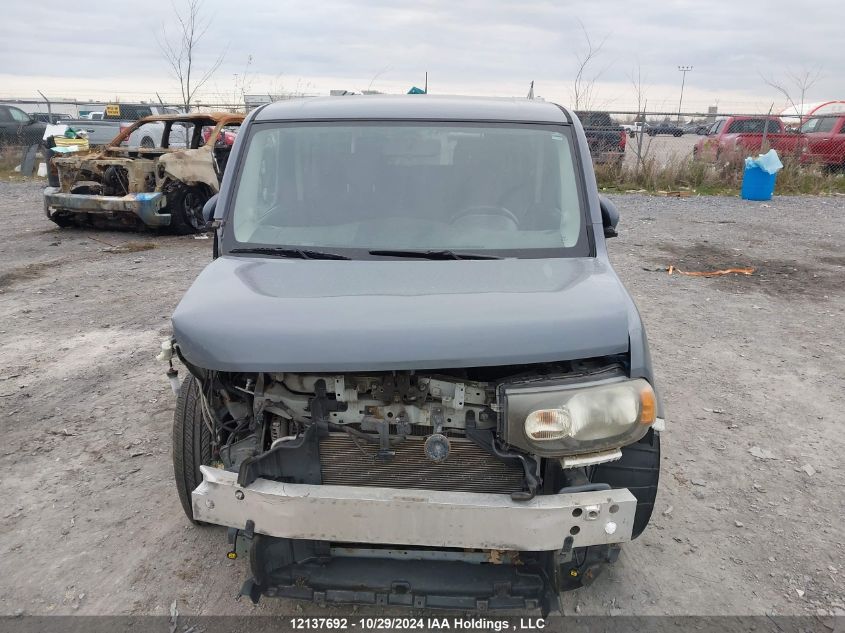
599,195 -> 619,238
202,194 -> 218,224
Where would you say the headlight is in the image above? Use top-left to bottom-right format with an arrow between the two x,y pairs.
501,377 -> 656,457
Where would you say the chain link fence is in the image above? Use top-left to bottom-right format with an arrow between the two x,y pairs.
574,108 -> 845,194
3,97 -> 844,192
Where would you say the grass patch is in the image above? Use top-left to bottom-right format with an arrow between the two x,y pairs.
596,154 -> 845,196
0,144 -> 47,180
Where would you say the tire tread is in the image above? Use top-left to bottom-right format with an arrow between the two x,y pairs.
172,375 -> 212,523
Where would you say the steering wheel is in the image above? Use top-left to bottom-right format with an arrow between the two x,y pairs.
451,205 -> 519,227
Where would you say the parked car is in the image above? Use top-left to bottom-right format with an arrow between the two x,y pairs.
574,111 -> 626,166
799,114 -> 845,170
682,121 -> 710,135
29,112 -> 73,124
164,96 -> 663,614
625,121 -> 646,137
645,121 -> 684,137
62,103 -> 182,146
43,112 -> 244,233
693,116 -> 803,162
0,104 -> 48,146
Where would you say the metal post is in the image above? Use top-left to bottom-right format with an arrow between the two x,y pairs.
677,65 -> 693,122
636,99 -> 647,170
37,90 -> 51,120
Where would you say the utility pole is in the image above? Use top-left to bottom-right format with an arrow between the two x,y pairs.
677,65 -> 693,122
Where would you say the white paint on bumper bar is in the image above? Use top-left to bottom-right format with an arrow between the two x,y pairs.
192,466 -> 637,551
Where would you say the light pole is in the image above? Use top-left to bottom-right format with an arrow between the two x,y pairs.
677,65 -> 693,122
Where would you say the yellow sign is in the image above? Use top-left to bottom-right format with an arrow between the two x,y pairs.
105,104 -> 121,117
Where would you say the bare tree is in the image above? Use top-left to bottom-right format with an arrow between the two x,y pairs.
158,0 -> 226,110
628,63 -> 646,117
760,66 -> 822,120
232,54 -> 255,110
628,63 -> 651,168
571,20 -> 609,111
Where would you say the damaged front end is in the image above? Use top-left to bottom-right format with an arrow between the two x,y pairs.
45,156 -> 167,227
43,113 -> 243,232
164,347 -> 660,613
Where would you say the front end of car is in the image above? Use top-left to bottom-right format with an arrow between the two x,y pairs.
165,337 -> 661,612
165,96 -> 663,613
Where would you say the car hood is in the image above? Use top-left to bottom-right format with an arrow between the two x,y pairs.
172,256 -> 635,372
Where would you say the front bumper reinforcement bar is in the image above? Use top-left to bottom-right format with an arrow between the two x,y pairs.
193,466 -> 637,551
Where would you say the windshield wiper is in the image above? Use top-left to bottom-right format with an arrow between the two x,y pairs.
230,247 -> 350,260
368,249 -> 501,260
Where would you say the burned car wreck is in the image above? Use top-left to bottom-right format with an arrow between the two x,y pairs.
43,113 -> 243,233
163,96 -> 663,613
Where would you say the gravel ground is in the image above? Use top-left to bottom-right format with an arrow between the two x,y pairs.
0,180 -> 843,618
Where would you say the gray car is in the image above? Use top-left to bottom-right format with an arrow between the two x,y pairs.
162,96 -> 663,614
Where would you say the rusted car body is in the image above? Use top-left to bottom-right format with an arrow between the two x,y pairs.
43,113 -> 244,233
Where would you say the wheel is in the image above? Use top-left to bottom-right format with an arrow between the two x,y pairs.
167,185 -> 209,235
648,130 -> 656,137
172,375 -> 213,524
674,131 -> 683,137
590,428 -> 660,539
140,136 -> 155,149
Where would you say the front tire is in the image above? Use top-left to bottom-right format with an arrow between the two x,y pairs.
173,375 -> 213,524
167,185 -> 209,235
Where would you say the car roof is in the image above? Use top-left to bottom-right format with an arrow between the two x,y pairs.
253,95 -> 572,124
133,112 -> 246,124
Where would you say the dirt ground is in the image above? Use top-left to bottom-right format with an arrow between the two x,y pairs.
0,180 -> 843,618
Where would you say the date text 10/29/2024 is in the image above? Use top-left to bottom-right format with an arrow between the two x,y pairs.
289,617 -> 548,631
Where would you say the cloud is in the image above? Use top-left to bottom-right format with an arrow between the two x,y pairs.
0,0 -> 842,111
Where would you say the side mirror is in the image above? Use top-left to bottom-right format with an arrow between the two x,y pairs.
599,195 -> 619,239
202,194 -> 218,224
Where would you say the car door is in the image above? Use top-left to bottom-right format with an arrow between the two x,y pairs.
815,117 -> 841,164
802,117 -> 838,164
834,118 -> 845,166
0,107 -> 14,144
6,105 -> 43,145
701,120 -> 725,160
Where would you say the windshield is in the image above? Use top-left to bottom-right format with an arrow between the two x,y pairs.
800,117 -> 838,134
726,119 -> 781,134
229,122 -> 587,258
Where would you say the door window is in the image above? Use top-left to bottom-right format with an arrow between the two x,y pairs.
9,107 -> 30,123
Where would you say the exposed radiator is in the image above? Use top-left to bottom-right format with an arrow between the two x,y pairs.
319,433 -> 524,495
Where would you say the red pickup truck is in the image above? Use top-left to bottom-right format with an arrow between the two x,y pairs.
799,114 -> 845,170
693,116 -> 803,162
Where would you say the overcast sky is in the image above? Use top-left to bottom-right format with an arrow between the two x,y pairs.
1,0 -> 843,113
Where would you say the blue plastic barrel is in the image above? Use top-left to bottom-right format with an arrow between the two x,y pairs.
741,164 -> 776,201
